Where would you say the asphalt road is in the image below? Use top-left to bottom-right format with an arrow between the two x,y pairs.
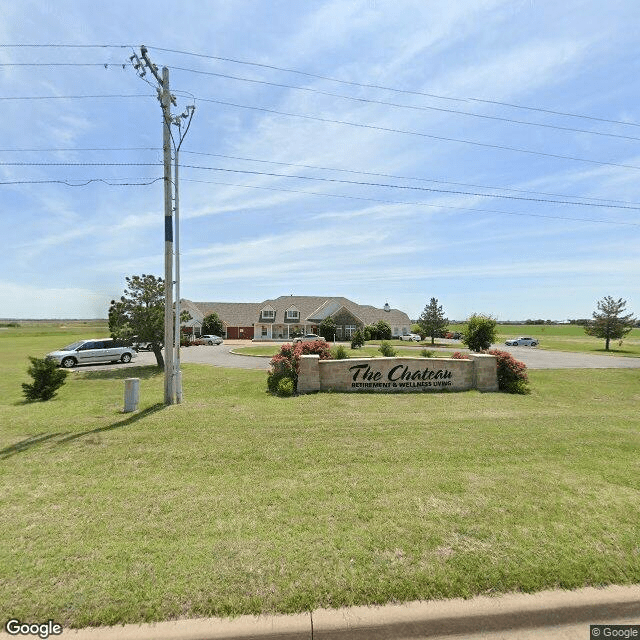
74,340 -> 640,373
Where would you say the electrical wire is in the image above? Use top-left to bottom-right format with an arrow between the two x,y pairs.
180,177 -> 640,227
0,177 -> 163,186
2,160 -> 640,210
170,65 -> 640,143
148,45 -> 640,129
187,97 -> 640,172
180,150 -> 640,207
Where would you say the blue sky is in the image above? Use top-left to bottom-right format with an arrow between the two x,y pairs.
1,0 -> 638,321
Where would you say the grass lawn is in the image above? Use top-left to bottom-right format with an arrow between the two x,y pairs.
1,324 -> 639,628
449,323 -> 640,358
234,344 -> 456,358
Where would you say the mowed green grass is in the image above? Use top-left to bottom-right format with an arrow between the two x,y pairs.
1,323 -> 639,628
450,323 -> 640,357
234,344 -> 456,358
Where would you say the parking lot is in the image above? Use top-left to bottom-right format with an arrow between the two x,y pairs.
84,340 -> 640,372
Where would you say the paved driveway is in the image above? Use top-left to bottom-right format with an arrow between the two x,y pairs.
77,341 -> 640,372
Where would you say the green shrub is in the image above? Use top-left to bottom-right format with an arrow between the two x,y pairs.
350,329 -> 365,349
276,377 -> 295,397
21,356 -> 68,402
420,349 -> 434,358
378,341 -> 397,357
332,345 -> 350,359
462,314 -> 498,352
488,349 -> 530,394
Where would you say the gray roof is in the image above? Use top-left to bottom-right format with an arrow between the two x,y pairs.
183,296 -> 411,327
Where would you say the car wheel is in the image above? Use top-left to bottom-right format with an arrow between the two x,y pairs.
61,357 -> 76,368
121,353 -> 132,363
512,342 -> 518,346
531,342 -> 538,347
207,340 -> 213,345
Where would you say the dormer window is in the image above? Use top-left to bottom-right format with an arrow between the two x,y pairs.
261,309 -> 275,319
286,309 -> 299,320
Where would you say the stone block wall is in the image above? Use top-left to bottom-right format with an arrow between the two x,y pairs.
298,354 -> 498,394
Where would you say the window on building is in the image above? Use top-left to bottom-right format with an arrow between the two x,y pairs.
345,325 -> 356,338
261,309 -> 275,319
261,326 -> 267,336
286,309 -> 299,320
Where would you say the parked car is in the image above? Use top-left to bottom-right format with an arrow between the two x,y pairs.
505,336 -> 539,347
132,338 -> 156,352
292,334 -> 326,343
201,334 -> 223,345
46,339 -> 137,368
400,333 -> 421,342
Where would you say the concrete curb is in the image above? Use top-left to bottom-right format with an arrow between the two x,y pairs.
23,585 -> 639,640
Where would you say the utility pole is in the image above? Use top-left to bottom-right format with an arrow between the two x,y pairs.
133,45 -> 176,405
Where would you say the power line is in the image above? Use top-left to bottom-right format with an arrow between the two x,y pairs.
0,177 -> 163,186
181,150 -> 640,207
181,177 -> 640,227
0,94 -> 152,100
0,146 -> 634,206
171,65 -> 640,143
191,96 -> 640,172
148,45 -> 640,129
176,163 -> 640,211
2,43 -> 636,129
2,160 -> 639,210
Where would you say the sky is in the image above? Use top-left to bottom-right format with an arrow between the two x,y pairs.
0,0 -> 639,322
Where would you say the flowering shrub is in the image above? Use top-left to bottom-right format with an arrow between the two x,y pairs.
488,349 -> 530,394
267,340 -> 332,395
451,351 -> 470,359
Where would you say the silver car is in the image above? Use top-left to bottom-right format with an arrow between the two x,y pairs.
46,339 -> 138,368
200,335 -> 223,345
505,336 -> 539,347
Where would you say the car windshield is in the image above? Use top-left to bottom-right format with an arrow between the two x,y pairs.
60,341 -> 85,351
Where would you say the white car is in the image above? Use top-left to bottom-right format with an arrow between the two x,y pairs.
505,336 -> 539,347
400,333 -> 421,342
292,334 -> 326,343
201,335 -> 223,345
46,339 -> 137,368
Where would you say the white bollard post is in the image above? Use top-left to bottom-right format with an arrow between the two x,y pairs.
124,378 -> 140,413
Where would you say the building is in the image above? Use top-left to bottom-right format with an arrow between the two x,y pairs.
181,296 -> 412,341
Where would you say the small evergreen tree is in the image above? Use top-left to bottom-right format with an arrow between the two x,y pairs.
350,329 -> 365,349
462,314 -> 498,352
22,357 -> 68,402
584,296 -> 636,351
418,297 -> 448,345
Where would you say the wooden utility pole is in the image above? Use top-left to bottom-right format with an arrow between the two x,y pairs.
136,46 -> 176,405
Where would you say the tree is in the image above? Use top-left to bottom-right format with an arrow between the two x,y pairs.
318,317 -> 337,341
584,296 -> 636,351
462,314 -> 498,352
201,312 -> 225,337
109,274 -> 166,368
350,329 -> 365,349
375,320 -> 392,340
418,297 -> 448,345
22,356 -> 68,401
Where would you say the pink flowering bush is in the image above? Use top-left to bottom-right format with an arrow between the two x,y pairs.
451,351 -> 470,359
488,349 -> 530,394
267,340 -> 332,395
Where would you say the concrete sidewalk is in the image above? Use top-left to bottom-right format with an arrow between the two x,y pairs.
31,585 -> 640,640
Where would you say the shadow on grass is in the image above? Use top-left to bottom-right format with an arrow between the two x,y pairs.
1,432 -> 69,460
78,365 -> 162,380
1,403 -> 165,459
56,402 -> 165,445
